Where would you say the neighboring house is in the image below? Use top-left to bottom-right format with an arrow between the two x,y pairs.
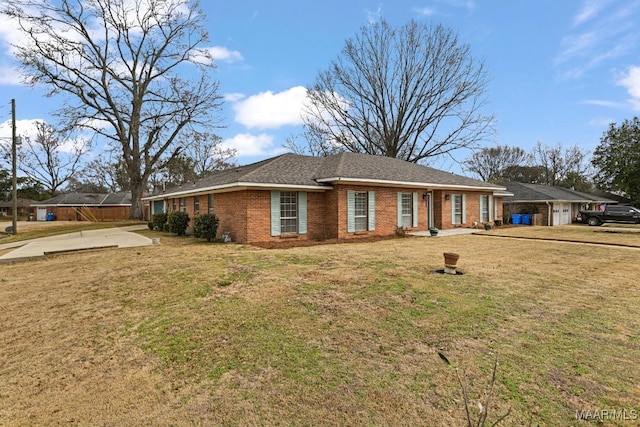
143,152 -> 508,244
31,192 -> 133,221
502,182 -> 616,226
0,199 -> 35,220
589,189 -> 632,205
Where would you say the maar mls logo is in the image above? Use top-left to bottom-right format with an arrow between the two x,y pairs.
575,408 -> 638,421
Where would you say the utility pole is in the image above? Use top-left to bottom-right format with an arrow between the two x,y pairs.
11,98 -> 17,235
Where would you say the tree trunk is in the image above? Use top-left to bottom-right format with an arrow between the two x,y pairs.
129,181 -> 146,220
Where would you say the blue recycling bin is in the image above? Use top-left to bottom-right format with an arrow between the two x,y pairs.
522,214 -> 532,225
511,214 -> 522,225
46,212 -> 54,221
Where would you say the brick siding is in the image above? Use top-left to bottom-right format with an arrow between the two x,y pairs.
164,186 -> 501,243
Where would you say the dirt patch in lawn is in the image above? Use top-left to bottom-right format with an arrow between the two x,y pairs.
251,234 -> 412,249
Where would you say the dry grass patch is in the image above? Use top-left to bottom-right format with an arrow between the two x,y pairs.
1,230 -> 639,426
481,224 -> 640,247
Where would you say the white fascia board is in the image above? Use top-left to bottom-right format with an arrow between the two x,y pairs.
505,199 -> 593,203
31,203 -> 131,207
316,177 -> 505,192
142,182 -> 329,201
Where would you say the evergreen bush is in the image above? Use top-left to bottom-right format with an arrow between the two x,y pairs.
167,211 -> 190,236
193,213 -> 219,242
151,212 -> 168,231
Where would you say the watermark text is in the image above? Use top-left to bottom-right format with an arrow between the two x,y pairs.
576,408 -> 638,421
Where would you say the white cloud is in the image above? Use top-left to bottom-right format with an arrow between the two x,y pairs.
0,118 -> 42,141
556,2 -> 640,79
413,7 -> 437,17
232,86 -> 308,129
582,99 -> 624,108
573,0 -> 611,27
0,65 -> 22,85
207,46 -> 243,63
224,92 -> 245,103
221,133 -> 284,157
616,65 -> 640,110
412,1 -> 474,18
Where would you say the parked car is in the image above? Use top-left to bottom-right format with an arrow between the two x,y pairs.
576,205 -> 640,226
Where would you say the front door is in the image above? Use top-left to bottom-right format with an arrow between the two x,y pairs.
424,192 -> 434,229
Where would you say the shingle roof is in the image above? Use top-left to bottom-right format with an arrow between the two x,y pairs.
503,182 -> 615,203
146,153 -> 504,200
315,152 -> 505,189
0,199 -> 35,208
32,192 -> 132,206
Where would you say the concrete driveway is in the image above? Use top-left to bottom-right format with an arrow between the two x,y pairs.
0,224 -> 154,263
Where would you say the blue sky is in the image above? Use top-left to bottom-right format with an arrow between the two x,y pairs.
1,0 -> 640,176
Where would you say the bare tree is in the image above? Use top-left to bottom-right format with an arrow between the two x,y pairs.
75,153 -> 129,193
303,19 -> 494,163
464,145 -> 531,182
149,154 -> 198,187
3,0 -> 224,219
499,165 -> 547,184
182,132 -> 237,176
7,121 -> 89,196
532,142 -> 589,186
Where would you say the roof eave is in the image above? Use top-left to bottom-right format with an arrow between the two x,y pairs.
504,198 -> 608,203
142,182 -> 330,201
315,177 -> 505,192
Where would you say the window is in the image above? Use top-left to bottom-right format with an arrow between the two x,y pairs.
401,193 -> 413,228
479,195 -> 490,222
396,193 -> 418,228
271,191 -> 307,236
354,192 -> 368,231
451,194 -> 465,224
194,196 -> 200,213
179,198 -> 186,212
348,190 -> 375,232
172,199 -> 176,211
207,194 -> 214,214
280,191 -> 298,233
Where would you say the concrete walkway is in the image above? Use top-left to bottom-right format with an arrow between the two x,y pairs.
0,225 -> 154,263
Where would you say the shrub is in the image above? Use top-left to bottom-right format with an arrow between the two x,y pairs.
151,212 -> 168,231
147,221 -> 154,230
193,213 -> 219,242
494,219 -> 503,227
167,211 -> 190,236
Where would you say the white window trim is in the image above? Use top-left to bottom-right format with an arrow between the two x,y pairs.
348,190 -> 375,232
451,194 -> 466,225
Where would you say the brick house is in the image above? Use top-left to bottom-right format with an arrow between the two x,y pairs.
502,182 -> 616,226
143,152 -> 508,244
0,199 -> 35,220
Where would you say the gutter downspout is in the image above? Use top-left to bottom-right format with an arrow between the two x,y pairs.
546,201 -> 552,226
